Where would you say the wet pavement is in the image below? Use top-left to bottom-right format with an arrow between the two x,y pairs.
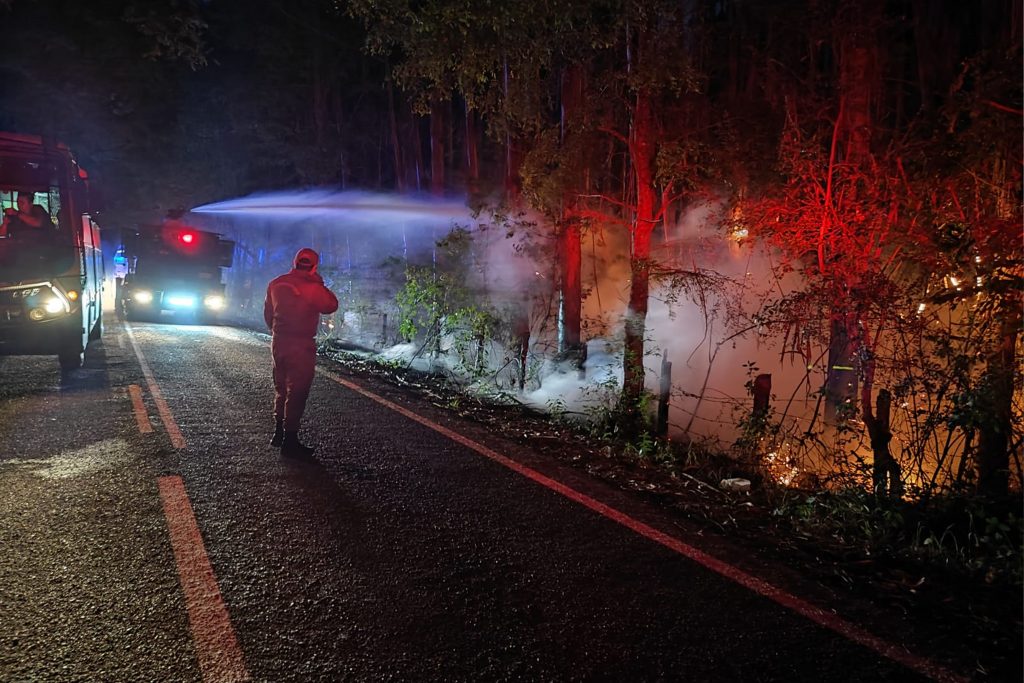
0,317 -> 965,682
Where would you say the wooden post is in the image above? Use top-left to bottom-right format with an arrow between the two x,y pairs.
476,334 -> 485,374
514,307 -> 530,391
656,350 -> 672,437
867,388 -> 901,498
977,308 -> 1019,497
577,341 -> 588,381
753,373 -> 772,418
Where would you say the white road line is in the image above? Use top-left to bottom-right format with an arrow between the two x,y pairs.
124,322 -> 186,449
128,384 -> 153,433
317,366 -> 966,683
159,475 -> 250,683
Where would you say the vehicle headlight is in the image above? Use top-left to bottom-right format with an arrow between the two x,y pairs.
203,295 -> 225,310
134,290 -> 153,304
43,298 -> 65,314
29,308 -> 46,321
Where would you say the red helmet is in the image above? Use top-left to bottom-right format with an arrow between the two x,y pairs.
294,247 -> 319,271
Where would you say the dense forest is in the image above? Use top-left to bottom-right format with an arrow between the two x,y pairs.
0,1 -> 1020,505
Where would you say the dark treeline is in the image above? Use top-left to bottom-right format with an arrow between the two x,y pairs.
0,0 -> 475,221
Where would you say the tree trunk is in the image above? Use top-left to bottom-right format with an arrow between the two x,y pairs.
622,92 -> 658,410
502,58 -> 518,197
430,94 -> 445,197
840,41 -> 875,166
312,67 -> 327,149
825,3 -> 879,423
387,77 -> 405,192
560,220 -> 582,351
559,65 -> 585,352
977,304 -> 1020,497
504,139 -> 521,198
411,113 -> 425,192
310,6 -> 327,149
825,311 -> 859,423
464,103 -> 479,194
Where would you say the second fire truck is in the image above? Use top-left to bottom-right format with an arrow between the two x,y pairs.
118,216 -> 234,323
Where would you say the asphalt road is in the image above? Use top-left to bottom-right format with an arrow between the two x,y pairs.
0,318 -> 963,682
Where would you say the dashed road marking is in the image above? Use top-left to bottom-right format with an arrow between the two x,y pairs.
317,366 -> 966,683
158,475 -> 249,683
128,384 -> 154,433
124,322 -> 186,449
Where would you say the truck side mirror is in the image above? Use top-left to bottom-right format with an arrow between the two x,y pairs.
72,183 -> 104,215
86,186 -> 105,214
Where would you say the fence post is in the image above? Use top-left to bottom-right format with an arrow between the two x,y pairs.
656,350 -> 672,437
753,373 -> 772,419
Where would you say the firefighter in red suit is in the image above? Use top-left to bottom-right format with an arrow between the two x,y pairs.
264,248 -> 339,457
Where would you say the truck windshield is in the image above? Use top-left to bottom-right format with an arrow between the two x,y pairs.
0,153 -> 69,240
0,160 -> 72,280
0,186 -> 66,240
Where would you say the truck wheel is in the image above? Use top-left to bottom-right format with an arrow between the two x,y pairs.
59,338 -> 84,371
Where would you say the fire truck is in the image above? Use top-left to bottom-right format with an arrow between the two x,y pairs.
118,217 -> 234,323
0,132 -> 104,371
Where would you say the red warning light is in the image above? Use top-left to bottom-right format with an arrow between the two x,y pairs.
180,231 -> 195,245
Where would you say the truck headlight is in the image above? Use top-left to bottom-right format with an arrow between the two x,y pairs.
134,290 -> 153,304
203,295 -> 225,310
44,298 -> 66,314
30,299 -> 68,320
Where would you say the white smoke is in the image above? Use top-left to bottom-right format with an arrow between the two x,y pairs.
201,188 -> 823,451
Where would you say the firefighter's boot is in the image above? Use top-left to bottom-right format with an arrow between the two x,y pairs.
281,431 -> 315,459
270,420 -> 284,447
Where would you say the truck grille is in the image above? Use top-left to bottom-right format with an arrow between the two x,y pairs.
1,305 -> 23,323
0,282 -> 54,326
